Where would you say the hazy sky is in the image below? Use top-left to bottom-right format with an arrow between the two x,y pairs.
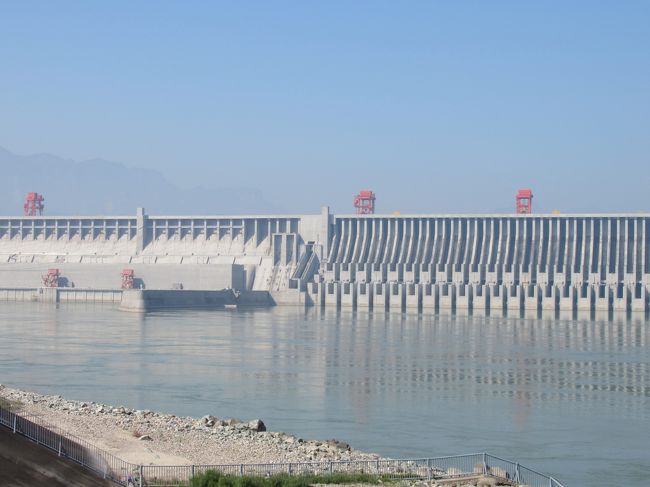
1,1 -> 649,214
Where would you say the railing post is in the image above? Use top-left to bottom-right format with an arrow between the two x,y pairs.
58,439 -> 62,456
427,458 -> 431,481
329,461 -> 333,475
139,464 -> 143,487
288,463 -> 293,476
482,452 -> 487,474
13,414 -> 17,433
515,462 -> 521,483
240,464 -> 244,476
192,464 -> 195,478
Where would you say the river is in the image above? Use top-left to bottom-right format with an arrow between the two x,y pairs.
0,302 -> 648,486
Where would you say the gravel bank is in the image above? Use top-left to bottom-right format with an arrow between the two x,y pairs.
0,385 -> 381,466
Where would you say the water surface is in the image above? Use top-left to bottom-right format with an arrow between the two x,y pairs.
0,302 -> 648,486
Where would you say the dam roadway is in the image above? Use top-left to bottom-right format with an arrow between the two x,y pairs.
0,208 -> 649,313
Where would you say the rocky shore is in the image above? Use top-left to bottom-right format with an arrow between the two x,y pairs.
0,385 -> 380,466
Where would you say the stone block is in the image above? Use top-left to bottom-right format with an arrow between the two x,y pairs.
340,281 -> 356,308
438,283 -> 455,309
356,283 -> 373,310
456,284 -> 472,310
405,283 -> 421,311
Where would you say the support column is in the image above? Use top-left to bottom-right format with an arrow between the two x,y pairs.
320,206 -> 331,259
136,207 -> 147,254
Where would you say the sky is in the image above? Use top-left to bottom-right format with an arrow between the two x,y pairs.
1,1 -> 649,214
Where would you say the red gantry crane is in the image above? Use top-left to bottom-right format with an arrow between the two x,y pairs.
353,190 -> 376,214
121,269 -> 135,289
42,269 -> 60,287
24,192 -> 45,216
516,189 -> 533,214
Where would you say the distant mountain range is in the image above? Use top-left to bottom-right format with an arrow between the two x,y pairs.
0,146 -> 275,216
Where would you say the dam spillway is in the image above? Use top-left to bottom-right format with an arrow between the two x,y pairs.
316,213 -> 650,313
1,208 -> 649,313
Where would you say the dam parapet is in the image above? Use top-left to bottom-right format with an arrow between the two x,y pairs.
1,208 -> 649,313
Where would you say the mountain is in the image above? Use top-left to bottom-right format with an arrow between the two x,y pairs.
0,147 -> 276,216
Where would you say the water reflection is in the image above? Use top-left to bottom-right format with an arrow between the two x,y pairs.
0,302 -> 648,486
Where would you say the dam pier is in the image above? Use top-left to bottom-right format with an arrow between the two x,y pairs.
0,207 -> 649,313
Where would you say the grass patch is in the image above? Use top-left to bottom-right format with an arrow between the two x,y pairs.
0,397 -> 21,411
189,471 -> 393,487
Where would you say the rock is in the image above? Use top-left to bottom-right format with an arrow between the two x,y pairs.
488,466 -> 506,478
476,477 -> 496,487
326,439 -> 350,451
246,419 -> 265,431
201,415 -> 218,427
2,385 -> 386,467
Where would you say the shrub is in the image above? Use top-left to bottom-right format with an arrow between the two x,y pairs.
0,398 -> 20,411
190,469 -> 222,487
189,471 -> 386,487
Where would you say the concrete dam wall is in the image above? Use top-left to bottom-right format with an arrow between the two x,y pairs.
1,208 -> 649,313
0,208 -> 328,293
310,214 -> 650,313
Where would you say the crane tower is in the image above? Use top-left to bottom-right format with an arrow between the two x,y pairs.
516,189 -> 533,214
353,190 -> 376,214
24,192 -> 45,216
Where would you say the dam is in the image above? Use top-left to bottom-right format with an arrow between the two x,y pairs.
1,207 -> 649,313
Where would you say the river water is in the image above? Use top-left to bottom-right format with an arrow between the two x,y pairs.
0,302 -> 648,486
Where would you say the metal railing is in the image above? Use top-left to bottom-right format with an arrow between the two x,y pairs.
0,405 -> 136,484
0,405 -> 565,487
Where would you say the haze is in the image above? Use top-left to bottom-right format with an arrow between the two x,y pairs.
1,1 -> 649,215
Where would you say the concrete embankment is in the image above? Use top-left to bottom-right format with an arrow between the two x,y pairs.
0,287 -> 123,303
119,289 -> 237,311
118,289 -> 304,311
0,287 -> 306,311
0,427 -> 112,487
